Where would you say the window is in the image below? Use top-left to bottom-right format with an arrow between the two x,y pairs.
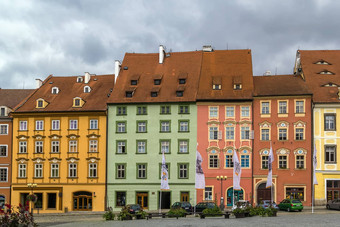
241,155 -> 250,167
179,79 -> 186,84
74,98 -> 81,107
69,140 -> 77,153
179,105 -> 189,114
117,141 -> 126,154
160,121 -> 170,132
279,101 -> 287,114
116,164 -> 126,179
69,163 -> 77,177
51,120 -> 60,130
0,124 -> 8,135
116,192 -> 126,207
225,155 -> 234,168
89,140 -> 98,152
209,155 -> 219,168
19,141 -> 27,153
262,156 -> 269,169
137,121 -> 147,133
137,106 -> 147,115
213,84 -> 221,90
52,87 -> 59,94
0,145 -> 7,157
84,86 -> 91,93
137,164 -> 147,179
279,156 -> 287,169
37,100 -> 43,108
51,141 -> 59,153
154,79 -> 161,85
0,168 -> 8,182
205,187 -> 213,200
116,122 -> 126,133
286,188 -> 304,201
325,146 -> 336,163
131,80 -> 138,85
34,164 -> 43,178
296,155 -> 304,169
261,129 -> 270,141
179,121 -> 189,132
90,119 -> 98,129
126,91 -> 133,97
18,164 -> 26,178
69,120 -> 78,130
241,127 -> 250,140
35,120 -> 43,130
161,140 -> 170,153
117,106 -> 127,115
226,126 -> 234,140
209,107 -> 218,118
137,141 -> 146,154
19,121 -> 27,131
234,84 -> 242,90
35,141 -> 43,153
77,77 -> 83,83
51,164 -> 59,177
209,126 -> 218,140
89,163 -> 97,178
178,164 -> 188,179
178,140 -> 188,153
325,114 -> 336,131
295,128 -> 304,140
151,92 -> 158,97
47,193 -> 56,209
0,107 -> 5,116
279,129 -> 287,140
176,91 -> 183,97
241,106 -> 250,117
295,101 -> 304,113
261,102 -> 270,114
160,106 -> 171,114
226,107 -> 234,117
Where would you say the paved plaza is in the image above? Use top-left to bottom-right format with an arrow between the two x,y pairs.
35,209 -> 340,227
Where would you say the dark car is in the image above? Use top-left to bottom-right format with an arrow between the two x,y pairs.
171,202 -> 193,213
326,199 -> 340,210
126,204 -> 141,214
278,199 -> 303,212
195,202 -> 217,212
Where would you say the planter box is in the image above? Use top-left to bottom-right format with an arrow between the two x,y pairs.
234,213 -> 245,218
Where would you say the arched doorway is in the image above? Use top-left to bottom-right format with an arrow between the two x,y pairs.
0,195 -> 5,209
257,183 -> 274,205
226,187 -> 244,207
73,191 -> 92,211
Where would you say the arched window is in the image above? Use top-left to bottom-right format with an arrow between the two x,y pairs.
84,86 -> 91,93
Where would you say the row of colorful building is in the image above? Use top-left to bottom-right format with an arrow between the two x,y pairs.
0,46 -> 340,213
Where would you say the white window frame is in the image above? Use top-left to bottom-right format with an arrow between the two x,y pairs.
35,120 -> 44,131
90,119 -> 98,129
89,163 -> 97,177
0,145 -> 8,157
226,126 -> 234,140
35,141 -> 43,153
51,120 -> 60,130
68,163 -> 77,178
0,167 -> 8,182
89,140 -> 98,153
137,141 -> 146,153
51,163 -> 59,177
117,141 -> 126,154
161,141 -> 170,153
226,106 -> 235,117
117,122 -> 126,133
209,106 -> 218,118
209,126 -> 218,140
69,140 -> 77,153
0,124 -> 8,135
179,140 -> 188,153
241,106 -> 250,117
19,141 -> 27,153
241,126 -> 250,140
18,164 -> 27,178
161,121 -> 170,132
179,121 -> 189,132
34,164 -> 43,178
51,141 -> 59,153
19,121 -> 27,131
137,164 -> 147,179
69,120 -> 78,130
137,122 -> 147,133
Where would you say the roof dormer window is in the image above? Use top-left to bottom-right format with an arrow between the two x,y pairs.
151,92 -> 158,97
130,74 -> 140,86
77,77 -> 83,83
234,84 -> 242,90
0,107 -> 6,117
213,84 -> 221,90
319,70 -> 335,75
131,80 -> 138,85
36,98 -> 48,109
151,87 -> 160,97
73,97 -> 84,108
126,91 -> 133,97
154,79 -> 161,85
178,72 -> 188,84
51,87 -> 59,94
212,76 -> 222,90
314,60 -> 331,65
84,86 -> 91,93
179,79 -> 186,84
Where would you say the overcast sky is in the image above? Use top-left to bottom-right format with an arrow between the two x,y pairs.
1,0 -> 339,89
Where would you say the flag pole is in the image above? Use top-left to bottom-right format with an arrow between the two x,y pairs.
312,184 -> 314,214
159,190 -> 162,214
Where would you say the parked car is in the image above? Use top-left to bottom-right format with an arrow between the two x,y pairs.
326,199 -> 340,210
126,204 -> 141,214
258,200 -> 279,210
278,199 -> 303,212
195,202 -> 217,212
171,202 -> 193,213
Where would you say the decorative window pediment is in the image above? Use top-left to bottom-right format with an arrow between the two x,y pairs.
86,157 -> 100,162
66,157 -> 80,162
276,148 -> 290,155
16,135 -> 30,139
32,135 -> 46,140
259,148 -> 270,155
239,146 -> 252,154
259,121 -> 272,128
48,158 -> 62,163
277,121 -> 289,127
16,158 -> 29,163
48,134 -> 62,139
223,147 -> 234,154
32,158 -> 46,163
294,148 -> 307,155
86,133 -> 101,138
36,98 -> 48,109
66,134 -> 80,139
294,121 -> 306,127
206,147 -> 220,153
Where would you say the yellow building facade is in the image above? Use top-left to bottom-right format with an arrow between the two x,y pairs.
314,104 -> 340,205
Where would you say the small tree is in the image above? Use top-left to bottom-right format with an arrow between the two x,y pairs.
0,202 -> 37,227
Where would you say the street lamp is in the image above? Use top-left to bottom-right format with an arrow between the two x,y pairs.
27,183 -> 37,214
216,176 -> 227,210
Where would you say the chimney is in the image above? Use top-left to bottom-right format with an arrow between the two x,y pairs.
159,45 -> 165,64
35,79 -> 43,88
84,72 -> 91,83
115,60 -> 121,81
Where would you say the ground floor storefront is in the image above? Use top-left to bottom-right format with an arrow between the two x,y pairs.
196,177 -> 252,208
315,172 -> 340,205
11,184 -> 105,213
107,184 -> 196,211
253,176 -> 311,206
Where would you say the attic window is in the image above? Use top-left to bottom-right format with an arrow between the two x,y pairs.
176,91 -> 183,97
84,86 -> 91,93
151,87 -> 160,97
131,80 -> 138,85
51,87 -> 59,94
178,72 -> 188,84
126,91 -> 133,97
151,92 -> 158,97
73,97 -> 84,107
77,77 -> 83,83
179,79 -> 186,84
213,84 -> 221,90
234,84 -> 242,90
322,82 -> 338,87
36,98 -> 48,109
154,79 -> 161,85
319,70 -> 335,75
315,60 -> 331,65
212,76 -> 222,90
0,107 -> 6,117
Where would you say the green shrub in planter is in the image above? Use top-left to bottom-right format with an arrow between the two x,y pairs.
167,208 -> 186,217
266,207 -> 277,217
118,206 -> 133,220
202,205 -> 222,216
103,207 -> 115,220
136,210 -> 147,219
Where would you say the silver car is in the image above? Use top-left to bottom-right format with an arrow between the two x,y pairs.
326,199 -> 340,210
258,200 -> 279,210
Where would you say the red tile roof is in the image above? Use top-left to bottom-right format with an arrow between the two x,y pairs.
253,74 -> 312,96
107,51 -> 203,103
0,89 -> 35,109
197,49 -> 253,100
14,74 -> 114,113
298,50 -> 340,103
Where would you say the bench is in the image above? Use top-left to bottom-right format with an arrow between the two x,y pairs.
146,213 -> 187,220
199,212 -> 230,219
